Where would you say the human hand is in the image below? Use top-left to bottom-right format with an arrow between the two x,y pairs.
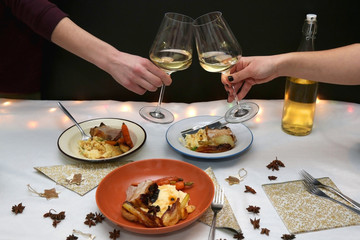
221,56 -> 279,102
107,51 -> 172,95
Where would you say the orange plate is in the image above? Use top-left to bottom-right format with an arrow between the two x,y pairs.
96,158 -> 214,234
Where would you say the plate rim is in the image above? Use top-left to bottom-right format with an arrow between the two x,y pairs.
57,117 -> 147,162
95,158 -> 215,234
166,115 -> 253,159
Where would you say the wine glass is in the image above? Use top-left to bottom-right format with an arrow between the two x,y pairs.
193,11 -> 259,123
139,13 -> 194,124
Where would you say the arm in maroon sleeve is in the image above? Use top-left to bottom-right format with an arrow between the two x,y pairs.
2,0 -> 67,40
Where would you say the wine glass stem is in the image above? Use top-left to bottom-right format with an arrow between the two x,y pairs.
231,85 -> 240,106
154,84 -> 166,113
223,70 -> 240,106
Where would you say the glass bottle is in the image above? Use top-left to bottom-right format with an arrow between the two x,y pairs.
281,14 -> 318,136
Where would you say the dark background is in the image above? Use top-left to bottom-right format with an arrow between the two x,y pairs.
42,0 -> 360,103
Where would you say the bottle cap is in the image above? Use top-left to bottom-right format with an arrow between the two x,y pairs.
306,14 -> 317,21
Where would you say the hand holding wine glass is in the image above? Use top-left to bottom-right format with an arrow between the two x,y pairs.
139,13 -> 193,124
193,11 -> 258,123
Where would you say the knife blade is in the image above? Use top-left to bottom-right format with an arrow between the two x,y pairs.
180,117 -> 227,138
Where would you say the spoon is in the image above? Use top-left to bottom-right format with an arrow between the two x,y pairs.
57,102 -> 91,140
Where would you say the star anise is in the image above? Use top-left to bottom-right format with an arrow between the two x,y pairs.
94,212 -> 105,223
86,212 -> 95,220
84,218 -> 96,227
281,234 -> 296,240
12,203 -> 25,214
250,217 -> 260,229
266,157 -> 285,171
233,231 -> 245,239
244,185 -> 256,194
84,211 -> 105,227
246,205 -> 260,214
268,175 -> 277,180
109,229 -> 120,240
261,228 -> 270,236
66,235 -> 78,240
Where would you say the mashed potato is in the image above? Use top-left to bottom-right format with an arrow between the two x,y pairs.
151,184 -> 188,217
78,136 -> 123,159
184,129 -> 208,150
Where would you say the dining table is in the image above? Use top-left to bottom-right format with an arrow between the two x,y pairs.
1,98 -> 359,240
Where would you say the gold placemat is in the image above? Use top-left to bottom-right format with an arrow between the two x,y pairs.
198,167 -> 241,233
263,177 -> 360,234
35,161 -> 132,196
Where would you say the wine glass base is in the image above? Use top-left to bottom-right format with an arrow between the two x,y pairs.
139,106 -> 174,124
225,102 -> 259,123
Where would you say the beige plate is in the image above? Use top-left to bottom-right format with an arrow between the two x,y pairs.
57,118 -> 146,162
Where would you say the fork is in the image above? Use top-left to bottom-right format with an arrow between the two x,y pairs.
302,180 -> 360,215
208,184 -> 224,240
57,102 -> 91,141
300,170 -> 360,209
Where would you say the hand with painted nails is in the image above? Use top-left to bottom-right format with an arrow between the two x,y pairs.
221,56 -> 278,102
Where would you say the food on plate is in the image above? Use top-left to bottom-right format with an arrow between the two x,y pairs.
78,122 -> 133,159
184,126 -> 236,153
121,176 -> 195,227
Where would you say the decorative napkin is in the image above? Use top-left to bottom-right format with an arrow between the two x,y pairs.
263,177 -> 360,234
35,161 -> 132,196
198,167 -> 242,234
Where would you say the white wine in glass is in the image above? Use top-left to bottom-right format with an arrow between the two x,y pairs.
193,12 -> 258,123
139,13 -> 193,124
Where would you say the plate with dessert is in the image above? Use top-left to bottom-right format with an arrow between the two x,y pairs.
57,118 -> 146,162
166,115 -> 253,159
96,158 -> 214,234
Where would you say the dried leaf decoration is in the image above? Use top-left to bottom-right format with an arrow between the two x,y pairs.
225,168 -> 247,185
72,229 -> 96,240
43,209 -> 65,227
66,173 -> 83,185
225,176 -> 240,185
12,203 -> 25,214
27,184 -> 59,199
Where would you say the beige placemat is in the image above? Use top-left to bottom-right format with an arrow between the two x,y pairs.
198,167 -> 241,234
263,177 -> 360,234
35,161 -> 132,196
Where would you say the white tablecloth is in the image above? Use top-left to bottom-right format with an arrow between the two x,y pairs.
1,98 -> 359,240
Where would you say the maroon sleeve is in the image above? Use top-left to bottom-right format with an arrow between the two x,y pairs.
2,0 -> 68,40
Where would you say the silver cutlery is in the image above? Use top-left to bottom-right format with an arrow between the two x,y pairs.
208,184 -> 224,240
57,102 -> 91,141
302,179 -> 360,215
181,117 -> 227,137
300,170 -> 360,209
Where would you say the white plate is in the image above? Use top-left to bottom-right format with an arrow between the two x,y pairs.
166,116 -> 253,159
58,118 -> 146,162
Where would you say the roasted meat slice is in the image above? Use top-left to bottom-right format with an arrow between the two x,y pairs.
90,122 -> 122,141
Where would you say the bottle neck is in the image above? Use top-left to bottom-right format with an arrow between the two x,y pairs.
298,20 -> 317,51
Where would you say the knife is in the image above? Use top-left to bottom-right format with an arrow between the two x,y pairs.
180,117 -> 228,138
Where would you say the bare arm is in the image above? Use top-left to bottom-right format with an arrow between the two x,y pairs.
222,44 -> 360,101
279,44 -> 360,85
51,17 -> 171,95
